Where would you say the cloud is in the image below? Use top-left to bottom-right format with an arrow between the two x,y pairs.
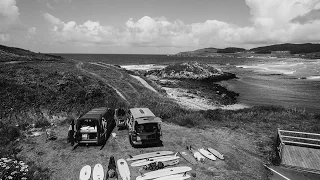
291,8 -> 320,24
0,0 -> 38,44
43,0 -> 320,49
0,0 -> 19,23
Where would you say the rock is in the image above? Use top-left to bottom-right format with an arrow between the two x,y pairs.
147,61 -> 236,81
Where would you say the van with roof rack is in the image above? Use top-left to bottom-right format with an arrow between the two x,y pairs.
127,108 -> 162,147
68,107 -> 115,146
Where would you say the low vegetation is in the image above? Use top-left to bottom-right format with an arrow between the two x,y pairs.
1,44 -> 320,179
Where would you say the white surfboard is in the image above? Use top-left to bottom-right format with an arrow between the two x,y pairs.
153,173 -> 191,180
207,148 -> 224,160
136,166 -> 192,180
198,148 -> 216,161
92,164 -> 104,180
79,165 -> 91,180
188,146 -> 205,162
117,159 -> 130,180
131,155 -> 179,167
126,151 -> 173,161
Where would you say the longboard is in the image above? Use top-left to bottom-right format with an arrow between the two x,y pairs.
117,159 -> 130,180
153,173 -> 191,180
92,164 -> 104,180
198,148 -> 216,161
179,151 -> 197,165
187,146 -> 205,162
207,148 -> 224,160
131,155 -> 179,167
126,151 -> 173,161
79,165 -> 91,180
136,166 -> 192,180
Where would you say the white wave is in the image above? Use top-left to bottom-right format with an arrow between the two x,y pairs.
306,76 -> 320,80
121,64 -> 166,71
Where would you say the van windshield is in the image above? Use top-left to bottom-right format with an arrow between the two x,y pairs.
135,123 -> 158,133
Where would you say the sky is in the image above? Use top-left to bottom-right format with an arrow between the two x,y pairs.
1,0 -> 320,54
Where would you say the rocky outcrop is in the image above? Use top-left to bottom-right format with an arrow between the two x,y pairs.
146,61 -> 236,81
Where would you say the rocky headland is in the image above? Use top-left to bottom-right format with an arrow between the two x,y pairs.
135,61 -> 240,107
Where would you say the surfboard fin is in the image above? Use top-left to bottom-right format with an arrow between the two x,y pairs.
128,155 -> 133,158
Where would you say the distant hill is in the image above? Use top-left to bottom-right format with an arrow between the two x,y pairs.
176,47 -> 219,57
217,47 -> 246,53
0,44 -> 63,62
249,43 -> 320,54
175,43 -> 320,57
175,47 -> 245,57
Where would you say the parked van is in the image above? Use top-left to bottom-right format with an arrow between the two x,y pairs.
68,107 -> 115,145
127,108 -> 162,147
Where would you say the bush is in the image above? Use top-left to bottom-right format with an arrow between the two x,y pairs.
34,118 -> 51,128
0,122 -> 20,146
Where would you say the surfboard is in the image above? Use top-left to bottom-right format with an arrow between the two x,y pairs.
126,151 -> 174,161
131,155 -> 179,167
187,146 -> 205,162
153,173 -> 191,180
117,159 -> 130,180
92,164 -> 104,180
198,148 -> 216,161
179,151 -> 197,165
136,166 -> 192,180
79,165 -> 91,180
207,148 -> 224,160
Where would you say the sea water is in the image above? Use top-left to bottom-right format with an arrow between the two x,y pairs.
59,54 -> 320,113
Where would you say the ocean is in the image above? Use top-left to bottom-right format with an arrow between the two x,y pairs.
59,54 -> 320,114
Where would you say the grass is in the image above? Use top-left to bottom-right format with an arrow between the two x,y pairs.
1,46 -> 320,179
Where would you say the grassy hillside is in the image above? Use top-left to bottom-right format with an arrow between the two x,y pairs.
1,44 -> 320,179
0,45 -> 63,62
175,47 -> 245,57
250,43 -> 320,54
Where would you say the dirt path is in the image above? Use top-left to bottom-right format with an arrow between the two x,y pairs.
76,62 -> 129,103
88,62 -> 143,106
17,123 -> 269,180
129,75 -> 158,93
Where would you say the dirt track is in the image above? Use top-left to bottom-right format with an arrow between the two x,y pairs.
17,123 -> 269,180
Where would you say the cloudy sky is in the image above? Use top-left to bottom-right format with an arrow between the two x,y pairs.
1,0 -> 320,54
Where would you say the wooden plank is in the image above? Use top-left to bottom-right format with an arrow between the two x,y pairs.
279,129 -> 320,137
282,135 -> 320,143
281,145 -> 320,172
283,140 -> 320,148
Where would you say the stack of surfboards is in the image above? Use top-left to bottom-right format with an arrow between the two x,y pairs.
126,151 -> 174,161
183,146 -> 225,164
136,166 -> 192,180
131,154 -> 180,167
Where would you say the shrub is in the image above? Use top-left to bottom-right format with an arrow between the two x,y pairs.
34,118 -> 51,128
0,122 -> 20,146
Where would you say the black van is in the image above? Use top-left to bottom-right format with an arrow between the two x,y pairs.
68,107 -> 115,145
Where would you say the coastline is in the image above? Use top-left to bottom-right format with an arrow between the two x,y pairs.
121,64 -> 249,111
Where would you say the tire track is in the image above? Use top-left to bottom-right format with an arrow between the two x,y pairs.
87,62 -> 142,106
76,62 -> 129,103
